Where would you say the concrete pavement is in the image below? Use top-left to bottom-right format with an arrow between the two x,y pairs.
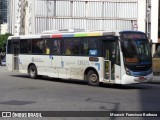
152,76 -> 160,83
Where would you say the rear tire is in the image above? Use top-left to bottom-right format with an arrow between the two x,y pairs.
29,65 -> 37,79
87,70 -> 99,86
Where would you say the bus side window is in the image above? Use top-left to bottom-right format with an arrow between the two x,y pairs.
65,47 -> 72,55
32,39 -> 44,54
42,38 -> 51,55
72,40 -> 79,55
64,40 -> 72,55
81,38 -> 97,56
63,38 -> 80,56
20,39 -> 31,54
81,39 -> 88,55
7,40 -> 12,54
53,39 -> 61,55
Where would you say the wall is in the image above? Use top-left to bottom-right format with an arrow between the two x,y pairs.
33,0 -> 138,34
151,0 -> 159,43
137,0 -> 146,33
9,0 -> 151,36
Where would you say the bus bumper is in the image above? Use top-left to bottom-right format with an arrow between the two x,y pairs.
121,73 -> 153,84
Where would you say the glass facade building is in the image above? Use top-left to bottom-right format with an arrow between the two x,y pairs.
0,0 -> 7,23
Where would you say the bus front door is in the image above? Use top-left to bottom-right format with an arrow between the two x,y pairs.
13,41 -> 20,71
103,40 -> 121,82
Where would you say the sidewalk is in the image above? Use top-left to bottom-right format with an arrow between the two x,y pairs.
152,76 -> 160,83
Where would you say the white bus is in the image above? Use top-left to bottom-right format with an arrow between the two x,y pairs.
6,30 -> 153,86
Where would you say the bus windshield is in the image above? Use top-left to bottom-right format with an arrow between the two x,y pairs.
121,39 -> 152,71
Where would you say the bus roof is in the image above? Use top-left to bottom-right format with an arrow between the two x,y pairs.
119,30 -> 146,34
8,30 -> 145,40
8,30 -> 117,40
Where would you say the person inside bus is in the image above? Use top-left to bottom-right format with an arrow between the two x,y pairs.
65,47 -> 72,55
45,47 -> 50,54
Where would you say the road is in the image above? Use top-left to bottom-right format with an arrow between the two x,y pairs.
0,66 -> 160,120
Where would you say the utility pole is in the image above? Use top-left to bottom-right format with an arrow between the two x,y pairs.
46,0 -> 50,31
146,0 -> 151,39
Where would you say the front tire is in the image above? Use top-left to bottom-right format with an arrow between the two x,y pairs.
29,65 -> 37,79
87,70 -> 99,86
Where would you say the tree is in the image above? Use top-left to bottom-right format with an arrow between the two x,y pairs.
0,33 -> 12,52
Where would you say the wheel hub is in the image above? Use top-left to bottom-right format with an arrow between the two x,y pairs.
90,74 -> 98,83
30,68 -> 35,76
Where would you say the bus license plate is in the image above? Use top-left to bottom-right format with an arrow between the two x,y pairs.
134,77 -> 147,82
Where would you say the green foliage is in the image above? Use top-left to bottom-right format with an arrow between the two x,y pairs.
0,33 -> 12,52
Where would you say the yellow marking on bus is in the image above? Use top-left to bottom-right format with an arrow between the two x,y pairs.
87,32 -> 102,36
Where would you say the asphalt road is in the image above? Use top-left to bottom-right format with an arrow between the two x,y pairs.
0,66 -> 160,120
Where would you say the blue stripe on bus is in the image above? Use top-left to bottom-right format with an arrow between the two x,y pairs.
61,61 -> 64,67
49,55 -> 53,59
141,62 -> 151,65
130,69 -> 152,77
95,63 -> 100,71
62,34 -> 74,37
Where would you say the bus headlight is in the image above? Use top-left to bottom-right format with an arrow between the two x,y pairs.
126,69 -> 131,76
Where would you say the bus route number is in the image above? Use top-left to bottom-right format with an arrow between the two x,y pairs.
78,60 -> 89,66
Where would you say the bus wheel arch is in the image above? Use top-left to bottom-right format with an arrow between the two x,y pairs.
84,67 -> 99,86
28,63 -> 38,79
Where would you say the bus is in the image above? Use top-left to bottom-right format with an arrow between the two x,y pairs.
6,30 -> 153,86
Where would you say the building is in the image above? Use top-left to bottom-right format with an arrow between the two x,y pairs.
7,0 -> 160,43
0,23 -> 7,34
0,0 -> 7,23
0,0 -> 8,34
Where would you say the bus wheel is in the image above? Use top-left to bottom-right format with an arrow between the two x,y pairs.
87,70 -> 99,86
29,65 -> 37,79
